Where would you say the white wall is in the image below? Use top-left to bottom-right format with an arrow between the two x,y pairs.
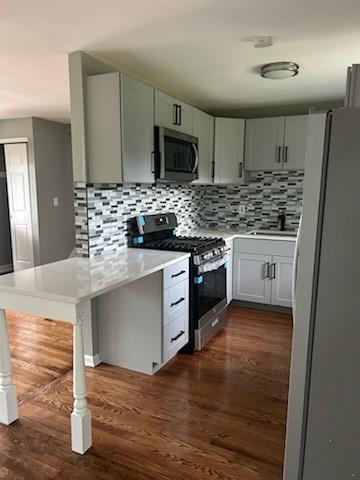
0,117 -> 75,265
0,146 -> 12,270
32,118 -> 75,263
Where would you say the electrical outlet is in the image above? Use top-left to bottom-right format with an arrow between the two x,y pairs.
53,197 -> 59,207
239,205 -> 246,216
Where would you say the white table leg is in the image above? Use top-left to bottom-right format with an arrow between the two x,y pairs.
71,317 -> 92,454
0,308 -> 18,425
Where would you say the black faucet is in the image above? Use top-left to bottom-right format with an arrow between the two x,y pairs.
278,209 -> 286,231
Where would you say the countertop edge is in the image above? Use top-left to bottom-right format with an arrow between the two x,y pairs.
0,251 -> 191,305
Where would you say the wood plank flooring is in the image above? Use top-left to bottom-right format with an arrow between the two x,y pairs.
0,306 -> 292,480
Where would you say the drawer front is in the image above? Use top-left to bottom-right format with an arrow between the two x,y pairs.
234,238 -> 295,257
163,280 -> 189,326
163,259 -> 189,290
163,312 -> 189,363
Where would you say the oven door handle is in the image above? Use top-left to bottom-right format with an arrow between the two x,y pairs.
197,255 -> 227,274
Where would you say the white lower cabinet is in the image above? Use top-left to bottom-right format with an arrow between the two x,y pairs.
225,238 -> 233,305
233,253 -> 272,304
233,238 -> 295,308
270,256 -> 293,307
98,257 -> 189,375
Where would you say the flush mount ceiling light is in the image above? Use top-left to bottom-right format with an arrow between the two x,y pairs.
260,62 -> 299,79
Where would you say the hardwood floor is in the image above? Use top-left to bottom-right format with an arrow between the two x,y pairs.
0,306 -> 292,480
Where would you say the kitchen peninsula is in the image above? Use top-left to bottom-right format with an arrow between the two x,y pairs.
0,248 -> 190,455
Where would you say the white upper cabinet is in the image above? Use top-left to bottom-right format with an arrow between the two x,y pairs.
214,118 -> 245,184
245,116 -> 285,171
245,114 -> 308,171
283,115 -> 308,170
154,90 -> 193,135
86,72 -> 155,184
121,74 -> 155,183
192,108 -> 214,184
86,73 -> 123,183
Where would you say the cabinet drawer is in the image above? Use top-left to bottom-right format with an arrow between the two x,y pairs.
234,238 -> 295,257
163,259 -> 189,289
163,280 -> 189,326
163,313 -> 189,364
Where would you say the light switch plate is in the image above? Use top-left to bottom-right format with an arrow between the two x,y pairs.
53,197 -> 59,207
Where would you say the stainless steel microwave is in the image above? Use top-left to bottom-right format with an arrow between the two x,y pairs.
154,126 -> 199,182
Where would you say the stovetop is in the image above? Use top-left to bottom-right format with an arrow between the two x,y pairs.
140,235 -> 224,255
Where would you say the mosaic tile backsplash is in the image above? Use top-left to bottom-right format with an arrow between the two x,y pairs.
74,170 -> 304,257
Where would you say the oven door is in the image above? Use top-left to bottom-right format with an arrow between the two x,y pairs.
156,127 -> 199,181
193,259 -> 227,323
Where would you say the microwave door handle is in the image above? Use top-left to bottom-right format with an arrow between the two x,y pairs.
191,143 -> 199,173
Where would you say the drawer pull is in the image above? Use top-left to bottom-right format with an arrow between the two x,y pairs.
211,318 -> 219,328
171,330 -> 185,343
171,270 -> 186,278
170,297 -> 185,307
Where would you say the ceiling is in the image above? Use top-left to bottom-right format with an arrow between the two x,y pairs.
1,0 -> 359,122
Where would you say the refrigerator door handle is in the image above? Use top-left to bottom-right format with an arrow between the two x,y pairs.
292,214 -> 302,316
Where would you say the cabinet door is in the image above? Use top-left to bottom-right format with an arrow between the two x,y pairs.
86,73 -> 123,183
245,117 -> 285,171
192,108 -> 214,184
121,74 -> 155,183
225,239 -> 233,305
283,115 -> 308,170
270,255 -> 294,307
233,252 -> 272,304
214,118 -> 245,184
154,90 -> 193,134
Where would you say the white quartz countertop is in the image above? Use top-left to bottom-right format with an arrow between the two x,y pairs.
187,228 -> 297,242
0,248 -> 190,304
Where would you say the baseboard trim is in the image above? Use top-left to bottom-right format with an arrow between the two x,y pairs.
0,264 -> 13,275
230,299 -> 292,315
84,354 -> 101,368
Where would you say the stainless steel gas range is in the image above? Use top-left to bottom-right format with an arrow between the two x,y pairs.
129,213 -> 228,352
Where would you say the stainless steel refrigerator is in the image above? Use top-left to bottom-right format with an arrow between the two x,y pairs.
283,107 -> 360,479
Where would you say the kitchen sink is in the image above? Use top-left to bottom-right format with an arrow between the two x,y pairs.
247,229 -> 298,237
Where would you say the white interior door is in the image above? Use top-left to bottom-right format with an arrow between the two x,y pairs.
4,143 -> 34,271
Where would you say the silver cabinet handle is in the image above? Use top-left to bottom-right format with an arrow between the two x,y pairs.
238,162 -> 243,178
151,151 -> 155,174
264,262 -> 270,279
173,104 -> 177,125
270,263 -> 276,279
283,145 -> 288,164
191,143 -> 199,173
177,104 -> 182,126
276,146 -> 282,163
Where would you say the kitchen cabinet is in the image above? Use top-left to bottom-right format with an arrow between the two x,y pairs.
86,72 -> 154,183
225,238 -> 234,305
214,117 -> 245,184
233,252 -> 272,304
270,255 -> 293,307
154,90 -> 193,135
192,108 -> 214,184
121,74 -> 155,183
283,115 -> 309,170
233,238 -> 295,307
99,257 -> 190,375
245,117 -> 285,171
245,114 -> 308,171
